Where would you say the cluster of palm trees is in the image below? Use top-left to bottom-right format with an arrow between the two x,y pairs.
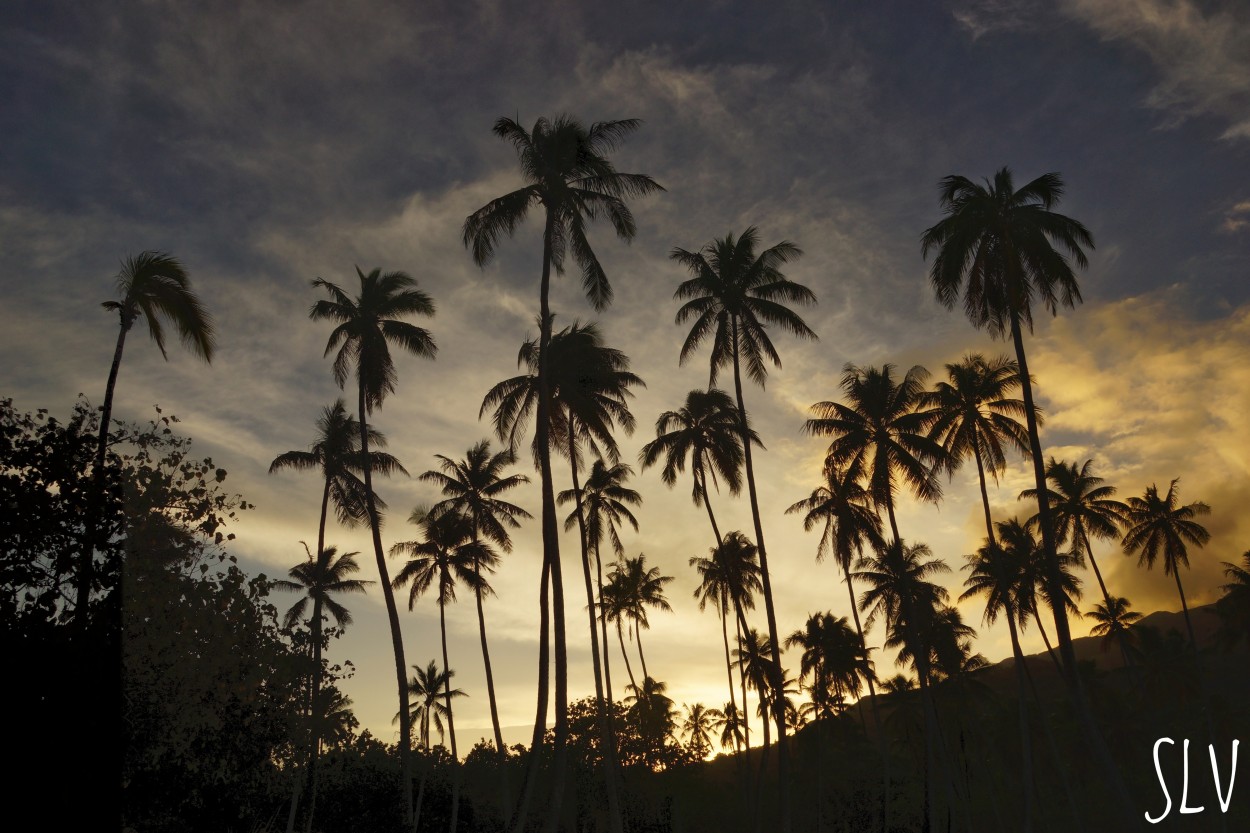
90,111 -> 1243,833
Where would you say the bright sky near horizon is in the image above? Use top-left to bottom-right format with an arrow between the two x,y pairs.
2,0 -> 1248,750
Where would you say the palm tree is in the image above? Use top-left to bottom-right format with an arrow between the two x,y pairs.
924,354 -> 1031,544
639,388 -> 752,546
671,228 -> 817,827
623,676 -> 678,766
1021,458 -> 1127,617
559,459 -> 641,705
734,628 -> 776,753
391,508 -> 489,833
921,168 -> 1094,677
1213,553 -> 1250,651
804,363 -> 945,543
309,265 -> 435,825
961,534 -> 1038,832
712,702 -> 747,751
1086,596 -> 1141,667
398,660 -> 467,750
700,531 -> 762,753
679,703 -> 724,760
1121,480 -> 1212,652
269,399 -> 407,591
422,441 -> 530,762
785,613 -> 870,722
1000,518 -> 1081,669
609,553 -> 673,681
690,539 -> 752,752
464,116 -> 661,832
85,251 -> 215,624
275,543 -> 372,833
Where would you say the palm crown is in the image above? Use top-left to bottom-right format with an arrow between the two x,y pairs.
925,354 -> 1031,482
421,440 -> 531,551
390,509 -> 494,610
639,388 -> 754,504
275,543 -> 374,631
1121,479 -> 1211,576
102,250 -> 215,361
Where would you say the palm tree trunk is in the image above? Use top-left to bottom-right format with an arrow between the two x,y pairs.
720,589 -> 739,751
357,384 -> 413,828
299,480 -> 334,833
1006,615 -> 1035,833
594,537 -> 613,704
616,618 -> 637,691
439,598 -> 461,833
729,318 -> 790,833
82,315 -> 133,628
472,561 -> 508,770
510,547 -> 550,833
972,444 -> 996,546
636,625 -> 650,682
1008,308 -> 1135,823
698,466 -> 725,549
1032,610 -> 1064,675
567,423 -> 625,833
843,567 -> 889,833
1081,535 -> 1113,606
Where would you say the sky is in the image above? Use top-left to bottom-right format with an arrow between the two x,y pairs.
2,0 -> 1248,750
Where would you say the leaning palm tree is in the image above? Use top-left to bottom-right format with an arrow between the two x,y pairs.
921,168 -> 1094,676
1086,596 -> 1141,667
391,508 -> 488,833
960,535 -> 1037,833
1021,458 -> 1128,619
924,354 -> 1031,544
805,363 -> 945,543
309,265 -> 435,825
275,543 -> 373,833
639,388 -> 753,547
422,441 -> 530,763
270,400 -> 407,586
464,115 -> 661,833
671,228 -> 817,828
85,251 -> 215,624
1121,480 -> 1212,652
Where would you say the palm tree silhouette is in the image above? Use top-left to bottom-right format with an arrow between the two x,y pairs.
1122,480 -> 1212,651
961,533 -> 1038,832
309,265 -> 435,825
1086,596 -> 1142,667
679,702 -> 724,760
85,251 -> 215,625
1021,458 -> 1127,618
397,660 -> 467,750
608,553 -> 673,682
921,168 -> 1094,677
804,363 -> 944,543
1000,518 -> 1081,670
671,227 -> 816,828
785,613 -> 870,722
639,388 -> 754,547
464,115 -> 660,833
1213,552 -> 1250,650
275,543 -> 372,833
421,441 -> 530,763
269,399 -> 407,589
391,508 -> 488,833
712,702 -> 746,751
925,354 -> 1031,544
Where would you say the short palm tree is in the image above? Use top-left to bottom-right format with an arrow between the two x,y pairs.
1213,553 -> 1250,650
397,660 -> 467,750
805,363 -> 945,543
639,388 -> 753,546
624,676 -> 678,765
1021,458 -> 1127,617
712,702 -> 747,751
1121,480 -> 1211,651
925,354 -> 1031,543
310,265 -> 435,824
672,228 -> 817,824
422,441 -> 530,761
609,554 -> 673,682
922,168 -> 1094,674
1001,518 -> 1081,668
85,251 -> 215,624
464,116 -> 661,833
785,613 -> 870,722
1086,596 -> 1141,667
275,543 -> 372,833
679,703 -> 724,760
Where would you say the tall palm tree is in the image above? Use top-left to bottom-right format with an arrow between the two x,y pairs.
961,534 -> 1038,832
639,388 -> 752,546
559,459 -> 641,705
1086,596 -> 1141,667
85,251 -> 215,625
924,354 -> 1031,544
421,441 -> 530,762
1021,458 -> 1127,619
309,265 -> 435,825
464,115 -> 661,833
921,168 -> 1094,677
671,228 -> 817,828
1121,480 -> 1212,651
275,543 -> 373,833
609,553 -> 673,681
804,363 -> 945,543
391,509 -> 488,833
269,399 -> 407,591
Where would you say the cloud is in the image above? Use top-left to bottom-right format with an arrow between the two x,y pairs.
1221,200 -> 1250,234
951,0 -> 1042,39
1059,0 -> 1250,140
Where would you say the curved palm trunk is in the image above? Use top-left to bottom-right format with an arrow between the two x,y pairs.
357,385 -> 413,827
729,319 -> 790,833
1032,610 -> 1064,675
439,597 -> 461,833
1005,615 -> 1035,833
636,625 -> 650,682
82,314 -> 134,628
567,424 -> 625,833
616,618 -> 637,691
593,537 -> 614,704
1009,308 -> 1135,822
719,589 -> 739,751
471,560 -> 509,795
510,539 -> 550,833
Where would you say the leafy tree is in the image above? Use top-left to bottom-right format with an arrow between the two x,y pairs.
465,114 -> 661,833
1121,480 -> 1212,651
672,227 -> 817,828
310,265 -> 436,823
